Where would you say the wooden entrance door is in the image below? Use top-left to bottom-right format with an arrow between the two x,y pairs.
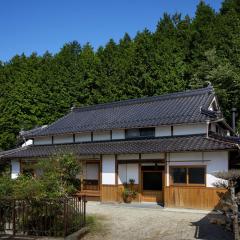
141,168 -> 164,203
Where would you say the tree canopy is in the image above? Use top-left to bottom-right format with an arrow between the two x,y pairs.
0,0 -> 240,150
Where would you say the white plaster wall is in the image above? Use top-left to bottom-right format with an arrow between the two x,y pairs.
205,151 -> 228,187
173,124 -> 206,136
118,154 -> 139,160
170,152 -> 203,163
112,129 -> 125,140
126,164 -> 138,184
53,134 -> 73,144
93,131 -> 111,141
102,155 -> 115,185
118,164 -> 127,184
11,160 -> 20,179
75,132 -> 91,142
141,153 -> 165,159
34,136 -> 52,145
168,151 -> 228,187
118,163 -> 139,184
155,126 -> 171,137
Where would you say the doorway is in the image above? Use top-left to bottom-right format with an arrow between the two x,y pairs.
141,165 -> 164,203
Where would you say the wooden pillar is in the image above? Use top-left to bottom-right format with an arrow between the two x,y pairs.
115,154 -> 118,202
138,154 -> 142,202
80,160 -> 86,192
100,155 -> 102,201
164,153 -> 169,207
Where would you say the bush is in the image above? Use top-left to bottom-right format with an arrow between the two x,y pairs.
0,154 -> 84,237
0,153 -> 81,200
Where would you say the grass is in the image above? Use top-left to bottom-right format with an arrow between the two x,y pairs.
85,214 -> 107,235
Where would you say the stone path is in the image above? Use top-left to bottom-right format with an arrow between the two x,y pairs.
82,202 -> 233,240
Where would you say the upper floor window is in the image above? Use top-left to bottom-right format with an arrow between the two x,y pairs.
125,128 -> 155,139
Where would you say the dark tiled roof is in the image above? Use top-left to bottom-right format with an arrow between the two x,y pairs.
209,133 -> 240,144
23,87 -> 217,137
0,135 -> 237,159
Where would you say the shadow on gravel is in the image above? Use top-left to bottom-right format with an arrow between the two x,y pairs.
191,213 -> 233,240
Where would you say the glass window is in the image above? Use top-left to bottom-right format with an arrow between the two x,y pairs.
188,167 -> 205,184
125,129 -> 140,139
170,167 -> 205,185
172,168 -> 187,184
125,128 -> 155,139
140,128 -> 155,137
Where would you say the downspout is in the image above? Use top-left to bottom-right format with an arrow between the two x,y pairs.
206,120 -> 210,138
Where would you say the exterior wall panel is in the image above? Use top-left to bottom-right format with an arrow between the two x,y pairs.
75,133 -> 91,142
93,131 -> 111,141
155,126 -> 171,137
205,151 -> 228,187
34,136 -> 52,145
173,124 -> 206,136
53,134 -> 73,144
112,129 -> 125,140
102,155 -> 115,185
168,151 -> 228,187
164,186 -> 227,210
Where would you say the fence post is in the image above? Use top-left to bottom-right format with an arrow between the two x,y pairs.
12,199 -> 16,236
63,198 -> 67,237
83,196 -> 86,226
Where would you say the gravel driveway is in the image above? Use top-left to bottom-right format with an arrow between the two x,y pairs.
82,202 -> 233,240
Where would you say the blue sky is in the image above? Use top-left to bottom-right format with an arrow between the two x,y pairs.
0,0 -> 222,62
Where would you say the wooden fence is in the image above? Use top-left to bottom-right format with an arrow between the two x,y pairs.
0,196 -> 86,237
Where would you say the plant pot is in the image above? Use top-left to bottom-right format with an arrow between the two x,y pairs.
123,195 -> 132,203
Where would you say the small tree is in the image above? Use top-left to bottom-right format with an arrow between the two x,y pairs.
214,170 -> 240,240
0,165 -> 13,198
0,153 -> 81,200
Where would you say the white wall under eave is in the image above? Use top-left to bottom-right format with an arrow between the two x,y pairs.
102,155 -> 116,185
53,134 -> 73,144
75,132 -> 91,142
155,126 -> 171,137
93,131 -> 111,141
112,129 -> 125,140
168,151 -> 228,187
34,136 -> 52,145
11,160 -> 20,179
173,123 -> 206,136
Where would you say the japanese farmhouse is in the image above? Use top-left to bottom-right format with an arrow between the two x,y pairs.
1,86 -> 240,209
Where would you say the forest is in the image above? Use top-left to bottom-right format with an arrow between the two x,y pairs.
0,0 -> 240,151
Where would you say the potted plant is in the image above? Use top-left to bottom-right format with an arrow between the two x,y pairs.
122,179 -> 137,203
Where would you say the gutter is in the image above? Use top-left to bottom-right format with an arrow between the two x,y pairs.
210,118 -> 237,136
